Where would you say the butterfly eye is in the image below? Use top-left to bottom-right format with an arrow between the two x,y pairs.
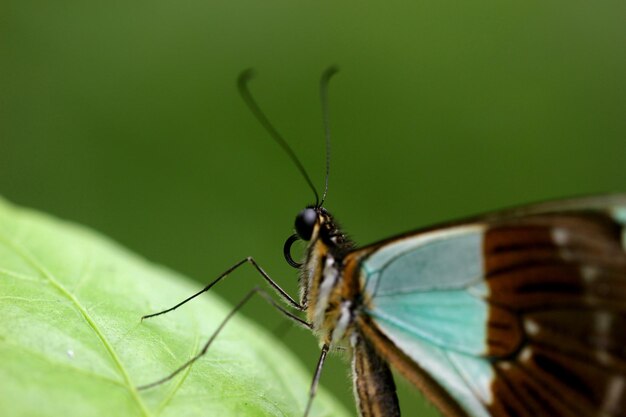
295,208 -> 317,241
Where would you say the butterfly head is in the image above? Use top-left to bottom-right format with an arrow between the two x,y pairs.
295,206 -> 349,246
294,207 -> 318,241
284,206 -> 352,269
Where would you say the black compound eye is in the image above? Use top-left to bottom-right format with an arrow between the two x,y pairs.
295,208 -> 317,241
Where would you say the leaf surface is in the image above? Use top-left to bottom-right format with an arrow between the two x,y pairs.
0,198 -> 350,417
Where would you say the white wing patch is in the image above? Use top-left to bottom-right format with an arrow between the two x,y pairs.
611,207 -> 626,251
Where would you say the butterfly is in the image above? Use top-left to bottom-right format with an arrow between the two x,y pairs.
140,68 -> 626,417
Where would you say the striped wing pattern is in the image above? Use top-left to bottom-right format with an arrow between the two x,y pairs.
357,195 -> 626,417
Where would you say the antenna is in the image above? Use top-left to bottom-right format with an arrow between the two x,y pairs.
319,66 -> 339,206
238,69 -> 320,206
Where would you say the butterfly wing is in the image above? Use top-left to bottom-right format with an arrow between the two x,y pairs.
351,194 -> 626,417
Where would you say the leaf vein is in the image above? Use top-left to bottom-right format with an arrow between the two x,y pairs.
1,341 -> 127,387
0,235 -> 153,417
156,329 -> 201,414
0,267 -> 46,283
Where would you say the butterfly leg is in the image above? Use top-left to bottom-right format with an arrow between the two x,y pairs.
141,256 -> 304,322
138,285 -> 311,390
303,344 -> 330,417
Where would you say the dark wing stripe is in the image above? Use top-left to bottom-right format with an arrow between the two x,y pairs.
486,264 -> 626,311
526,309 -> 626,369
496,361 -> 590,417
486,244 -> 625,277
485,305 -> 525,357
485,216 -> 620,250
485,210 -> 626,416
485,249 -> 625,277
491,365 -> 539,417
529,345 -> 623,411
485,218 -> 625,275
523,345 -> 609,412
484,226 -> 555,253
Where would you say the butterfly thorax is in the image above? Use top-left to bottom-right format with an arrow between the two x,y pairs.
296,207 -> 360,347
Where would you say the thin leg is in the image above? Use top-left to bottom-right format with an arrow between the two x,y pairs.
142,256 -> 304,321
256,287 -> 311,329
303,344 -> 330,417
138,286 -> 311,391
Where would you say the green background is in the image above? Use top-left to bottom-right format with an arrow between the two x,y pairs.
1,1 -> 625,416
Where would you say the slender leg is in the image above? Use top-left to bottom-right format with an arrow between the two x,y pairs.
138,286 -> 311,390
255,287 -> 311,330
303,344 -> 330,417
142,256 -> 304,321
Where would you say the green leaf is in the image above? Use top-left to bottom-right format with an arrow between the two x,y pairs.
0,197 -> 351,417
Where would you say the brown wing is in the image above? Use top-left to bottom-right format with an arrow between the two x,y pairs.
484,209 -> 626,417
350,194 -> 626,417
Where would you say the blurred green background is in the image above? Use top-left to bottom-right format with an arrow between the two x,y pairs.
1,0 -> 625,416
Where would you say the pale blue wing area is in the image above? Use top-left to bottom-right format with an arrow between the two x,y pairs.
374,319 -> 493,417
361,225 -> 492,417
363,225 -> 484,296
362,225 -> 488,355
368,290 -> 488,355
